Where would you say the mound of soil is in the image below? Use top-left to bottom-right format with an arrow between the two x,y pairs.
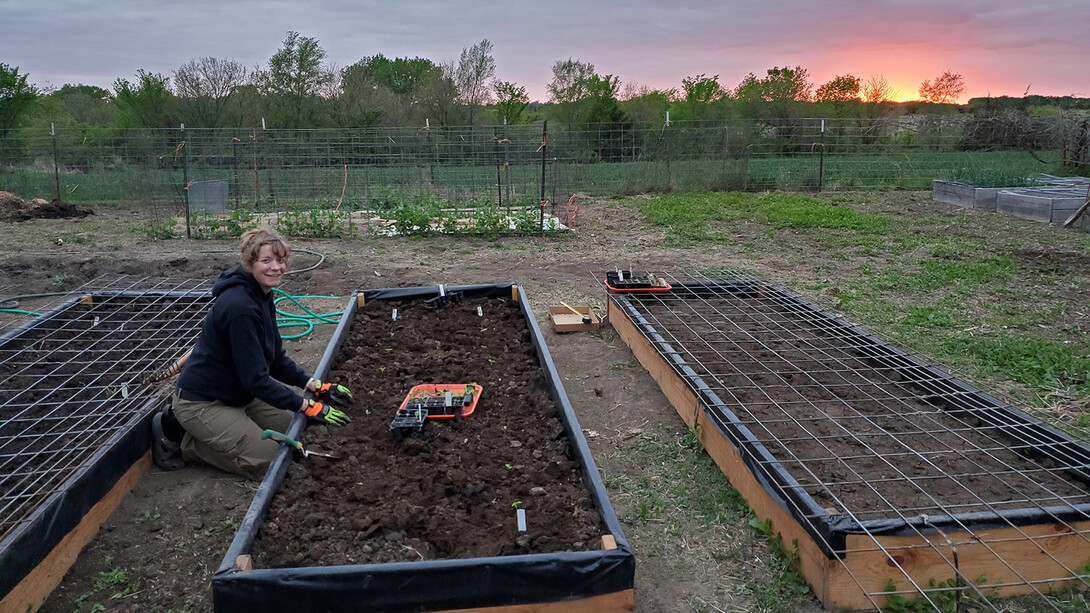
0,192 -> 93,222
252,295 -> 605,569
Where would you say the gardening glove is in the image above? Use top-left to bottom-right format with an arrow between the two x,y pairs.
304,399 -> 350,426
309,378 -> 353,408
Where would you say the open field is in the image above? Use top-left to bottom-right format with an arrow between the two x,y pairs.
2,188 -> 1090,612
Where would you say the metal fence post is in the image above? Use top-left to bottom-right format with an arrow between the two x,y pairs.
231,134 -> 240,209
494,128 -> 502,207
181,124 -> 191,238
51,123 -> 61,202
539,121 -> 548,237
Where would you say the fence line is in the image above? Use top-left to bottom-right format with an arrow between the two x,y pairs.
0,116 -> 1085,214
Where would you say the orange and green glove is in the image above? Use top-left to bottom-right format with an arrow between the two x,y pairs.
304,399 -> 350,426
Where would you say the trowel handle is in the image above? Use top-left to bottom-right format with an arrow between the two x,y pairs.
262,429 -> 302,450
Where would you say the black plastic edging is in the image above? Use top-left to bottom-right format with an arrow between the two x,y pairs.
213,283 -> 634,613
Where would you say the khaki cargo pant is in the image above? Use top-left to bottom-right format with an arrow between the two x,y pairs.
172,391 -> 293,480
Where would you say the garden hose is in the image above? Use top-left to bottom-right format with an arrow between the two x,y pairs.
0,290 -> 88,317
273,289 -> 344,340
0,290 -> 86,311
0,307 -> 42,316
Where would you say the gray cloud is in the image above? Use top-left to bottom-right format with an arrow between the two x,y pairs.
1,0 -> 1086,100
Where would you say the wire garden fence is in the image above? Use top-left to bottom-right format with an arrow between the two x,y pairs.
0,114 -> 1084,237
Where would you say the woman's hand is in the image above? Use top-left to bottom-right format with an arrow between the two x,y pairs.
303,399 -> 351,426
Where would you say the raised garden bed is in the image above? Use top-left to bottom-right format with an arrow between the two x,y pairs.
996,187 -> 1090,226
0,285 -> 210,611
607,274 -> 1090,610
213,283 -> 634,613
931,179 -> 1003,210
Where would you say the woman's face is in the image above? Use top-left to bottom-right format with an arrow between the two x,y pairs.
246,244 -> 287,293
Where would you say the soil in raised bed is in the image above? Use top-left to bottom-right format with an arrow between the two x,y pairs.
252,295 -> 605,568
629,290 -> 1090,521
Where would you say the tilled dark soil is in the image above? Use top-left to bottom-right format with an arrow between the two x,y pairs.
252,295 -> 605,568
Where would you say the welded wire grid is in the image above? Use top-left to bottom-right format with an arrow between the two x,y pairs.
0,276 -> 212,544
611,269 -> 1090,611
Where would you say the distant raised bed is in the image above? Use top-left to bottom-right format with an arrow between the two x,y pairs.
931,179 -> 1003,210
997,187 -> 1089,226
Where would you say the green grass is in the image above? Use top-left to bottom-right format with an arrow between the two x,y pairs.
606,427 -> 810,611
958,336 -> 1090,394
638,191 -> 890,245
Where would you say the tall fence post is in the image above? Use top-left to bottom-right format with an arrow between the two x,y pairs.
181,124 -> 191,239
263,119 -> 276,207
504,128 -> 511,205
664,112 -> 672,192
252,123 -> 260,210
427,119 -> 435,186
51,123 -> 61,202
494,128 -> 502,207
231,134 -> 240,209
818,119 -> 826,193
539,121 -> 548,237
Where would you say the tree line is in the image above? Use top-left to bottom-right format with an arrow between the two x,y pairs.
2,31 -> 1089,144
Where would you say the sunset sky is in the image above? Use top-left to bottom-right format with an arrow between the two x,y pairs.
2,0 -> 1087,105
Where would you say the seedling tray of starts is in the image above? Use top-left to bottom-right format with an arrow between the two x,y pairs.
401,383 -> 482,419
389,384 -> 483,442
605,270 -> 672,293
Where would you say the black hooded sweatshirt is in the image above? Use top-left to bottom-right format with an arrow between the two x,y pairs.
177,266 -> 308,411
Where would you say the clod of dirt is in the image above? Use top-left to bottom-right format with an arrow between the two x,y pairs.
0,192 -> 93,222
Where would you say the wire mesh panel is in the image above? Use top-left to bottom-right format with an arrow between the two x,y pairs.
0,277 -> 211,546
607,269 -> 1090,610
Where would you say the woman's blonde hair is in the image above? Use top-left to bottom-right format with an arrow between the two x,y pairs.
239,229 -> 290,268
